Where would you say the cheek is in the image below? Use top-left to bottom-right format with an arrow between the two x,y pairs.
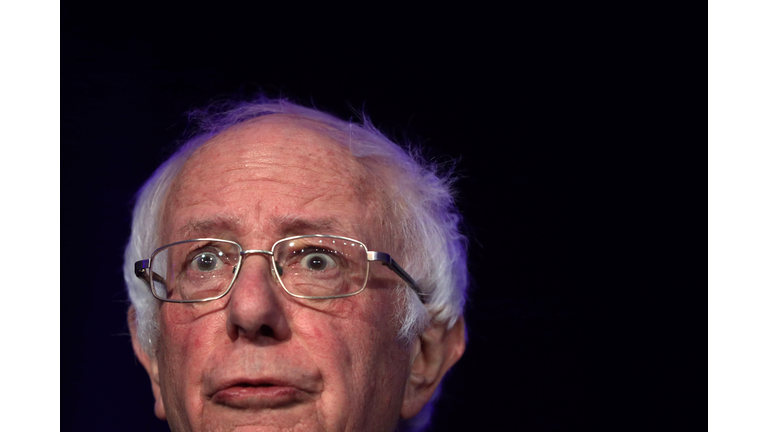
293,292 -> 411,405
295,292 -> 401,358
157,306 -> 226,394
161,303 -> 227,352
290,299 -> 364,371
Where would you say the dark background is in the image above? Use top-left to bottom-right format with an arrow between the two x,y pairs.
61,5 -> 700,431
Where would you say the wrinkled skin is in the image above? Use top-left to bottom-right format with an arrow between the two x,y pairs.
129,115 -> 465,431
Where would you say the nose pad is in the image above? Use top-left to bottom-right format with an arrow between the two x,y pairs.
234,263 -> 281,280
234,251 -> 282,285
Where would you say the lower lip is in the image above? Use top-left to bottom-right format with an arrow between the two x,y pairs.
212,385 -> 302,409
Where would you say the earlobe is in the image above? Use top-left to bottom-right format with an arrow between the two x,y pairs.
401,315 -> 466,419
128,306 -> 167,420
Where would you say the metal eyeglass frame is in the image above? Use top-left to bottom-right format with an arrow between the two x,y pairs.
134,234 -> 424,304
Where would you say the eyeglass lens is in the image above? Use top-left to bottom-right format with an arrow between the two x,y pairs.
273,237 -> 368,297
150,237 -> 369,301
151,240 -> 241,301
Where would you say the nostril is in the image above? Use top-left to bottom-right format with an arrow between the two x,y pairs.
259,325 -> 274,338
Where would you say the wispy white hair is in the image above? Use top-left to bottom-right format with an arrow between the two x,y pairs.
123,98 -> 468,430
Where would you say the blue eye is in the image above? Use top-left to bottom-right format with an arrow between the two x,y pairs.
300,252 -> 337,271
192,251 -> 224,272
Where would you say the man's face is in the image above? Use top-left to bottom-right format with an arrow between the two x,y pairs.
146,116 -> 416,431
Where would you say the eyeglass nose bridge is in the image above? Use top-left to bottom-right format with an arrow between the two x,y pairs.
241,249 -> 273,257
235,249 -> 282,279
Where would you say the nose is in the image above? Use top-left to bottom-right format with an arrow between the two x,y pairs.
225,251 -> 291,343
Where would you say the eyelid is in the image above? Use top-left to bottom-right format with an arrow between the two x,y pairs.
300,251 -> 339,267
187,246 -> 219,261
183,244 -> 237,269
296,248 -> 349,271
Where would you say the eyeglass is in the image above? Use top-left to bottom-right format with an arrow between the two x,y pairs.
134,234 -> 423,303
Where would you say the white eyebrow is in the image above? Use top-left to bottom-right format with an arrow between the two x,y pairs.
174,214 -> 243,239
272,214 -> 344,235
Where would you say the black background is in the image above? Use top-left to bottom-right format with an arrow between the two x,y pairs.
61,4 -> 700,431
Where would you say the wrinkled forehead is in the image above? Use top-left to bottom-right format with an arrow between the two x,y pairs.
161,115 -> 385,242
182,115 -> 368,179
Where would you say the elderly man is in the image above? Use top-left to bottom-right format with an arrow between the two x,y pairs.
124,99 -> 468,431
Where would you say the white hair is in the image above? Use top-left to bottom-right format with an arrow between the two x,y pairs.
123,98 -> 468,430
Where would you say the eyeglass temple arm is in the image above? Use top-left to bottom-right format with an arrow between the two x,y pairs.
134,260 -> 167,287
367,251 -> 425,302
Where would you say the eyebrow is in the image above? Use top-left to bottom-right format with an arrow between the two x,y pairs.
173,214 -> 347,241
272,214 -> 345,235
174,214 -> 243,240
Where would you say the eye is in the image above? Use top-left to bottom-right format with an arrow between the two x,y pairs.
300,252 -> 338,271
191,251 -> 225,272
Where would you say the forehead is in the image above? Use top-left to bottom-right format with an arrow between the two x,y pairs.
162,115 -> 380,242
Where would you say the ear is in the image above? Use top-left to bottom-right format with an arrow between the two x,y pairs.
401,315 -> 466,419
128,306 -> 167,420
